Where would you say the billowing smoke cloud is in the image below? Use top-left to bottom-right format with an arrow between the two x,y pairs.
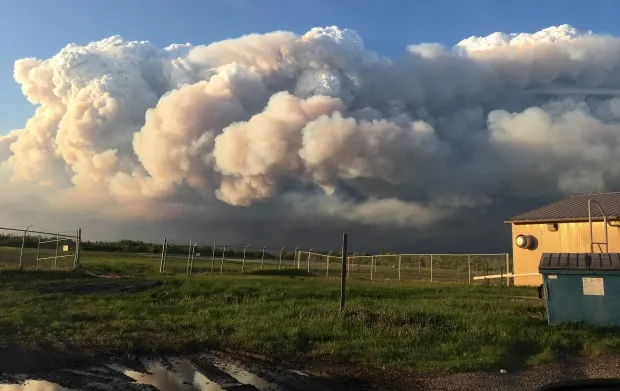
3,24 -> 620,249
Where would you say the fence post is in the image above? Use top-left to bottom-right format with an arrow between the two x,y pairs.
294,246 -> 299,268
159,238 -> 167,273
18,225 -> 31,271
220,246 -> 226,274
54,234 -> 59,269
468,254 -> 471,285
307,249 -> 311,273
74,229 -> 81,269
370,256 -> 374,280
430,254 -> 433,282
36,236 -> 41,268
210,241 -> 216,274
186,240 -> 193,276
190,242 -> 197,275
326,251 -> 331,278
340,233 -> 348,312
398,254 -> 402,281
505,253 -> 510,287
279,246 -> 285,269
262,245 -> 267,269
241,244 -> 250,273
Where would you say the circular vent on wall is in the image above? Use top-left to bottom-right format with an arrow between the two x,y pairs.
516,234 -> 535,250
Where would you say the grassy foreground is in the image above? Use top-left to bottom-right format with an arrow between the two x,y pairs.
1,268 -> 620,378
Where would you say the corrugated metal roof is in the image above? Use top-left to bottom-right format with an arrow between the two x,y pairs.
506,192 -> 620,223
539,253 -> 620,271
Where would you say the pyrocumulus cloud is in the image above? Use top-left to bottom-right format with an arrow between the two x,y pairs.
3,24 -> 620,244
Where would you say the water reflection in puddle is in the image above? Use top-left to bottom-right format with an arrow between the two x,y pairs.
0,355 -> 291,391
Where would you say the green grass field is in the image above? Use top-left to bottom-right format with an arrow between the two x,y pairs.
2,250 -> 620,379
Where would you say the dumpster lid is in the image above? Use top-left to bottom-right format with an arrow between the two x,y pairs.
539,253 -> 620,271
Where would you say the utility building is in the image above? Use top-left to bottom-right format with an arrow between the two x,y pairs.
505,192 -> 620,286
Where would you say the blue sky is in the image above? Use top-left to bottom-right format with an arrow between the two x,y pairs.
0,0 -> 618,135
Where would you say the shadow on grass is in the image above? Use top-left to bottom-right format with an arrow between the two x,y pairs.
0,268 -> 92,282
247,268 -> 318,277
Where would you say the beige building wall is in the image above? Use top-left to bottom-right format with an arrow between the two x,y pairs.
511,221 -> 620,286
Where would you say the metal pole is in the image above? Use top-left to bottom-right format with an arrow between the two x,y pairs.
294,246 -> 299,268
326,251 -> 331,278
307,248 -> 312,273
54,233 -> 59,268
73,228 -> 82,269
370,256 -> 374,280
340,233 -> 348,312
430,254 -> 433,282
18,224 -> 31,270
279,246 -> 285,269
75,229 -> 82,268
589,199 -> 594,253
186,240 -> 193,276
505,253 -> 510,287
220,246 -> 226,274
242,244 -> 250,273
159,238 -> 167,273
190,242 -> 197,275
210,241 -> 216,274
468,254 -> 471,285
261,245 -> 266,269
36,236 -> 41,268
398,255 -> 402,281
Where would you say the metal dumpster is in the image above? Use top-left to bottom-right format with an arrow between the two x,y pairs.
539,253 -> 620,327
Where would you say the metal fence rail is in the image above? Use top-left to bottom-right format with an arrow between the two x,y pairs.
284,251 -> 511,285
0,225 -> 82,270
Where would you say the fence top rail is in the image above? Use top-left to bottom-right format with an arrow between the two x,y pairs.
0,226 -> 78,240
298,250 -> 509,257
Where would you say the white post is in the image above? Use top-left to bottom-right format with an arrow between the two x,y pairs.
190,242 -> 197,275
370,256 -> 374,281
210,241 -> 216,274
294,246 -> 299,269
54,234 -> 59,268
430,254 -> 433,282
220,246 -> 226,274
398,254 -> 402,281
159,238 -> 167,273
326,251 -> 331,278
307,249 -> 312,273
261,245 -> 267,269
468,254 -> 471,285
242,244 -> 250,273
505,253 -> 510,287
18,225 -> 31,271
278,246 -> 285,269
186,240 -> 193,276
36,236 -> 41,268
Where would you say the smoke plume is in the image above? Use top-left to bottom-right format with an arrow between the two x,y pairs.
3,24 -> 620,250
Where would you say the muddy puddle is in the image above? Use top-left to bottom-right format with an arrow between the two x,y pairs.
0,353 -> 358,391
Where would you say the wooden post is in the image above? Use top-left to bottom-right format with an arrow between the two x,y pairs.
340,233 -> 348,312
